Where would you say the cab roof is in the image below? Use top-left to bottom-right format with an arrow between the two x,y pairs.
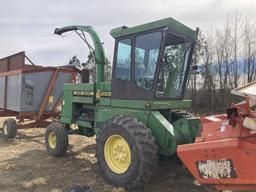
110,17 -> 198,41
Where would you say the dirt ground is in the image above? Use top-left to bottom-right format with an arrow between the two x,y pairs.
0,118 -> 214,192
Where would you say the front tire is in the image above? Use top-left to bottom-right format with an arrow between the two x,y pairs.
2,118 -> 17,139
97,115 -> 158,190
45,122 -> 68,157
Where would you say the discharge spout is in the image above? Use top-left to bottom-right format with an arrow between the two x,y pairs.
54,25 -> 106,83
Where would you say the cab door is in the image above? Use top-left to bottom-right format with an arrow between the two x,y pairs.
111,30 -> 163,100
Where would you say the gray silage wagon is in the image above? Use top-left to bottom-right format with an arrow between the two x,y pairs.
0,52 -> 78,139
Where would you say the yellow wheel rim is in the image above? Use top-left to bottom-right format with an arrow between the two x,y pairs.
104,135 -> 131,174
48,132 -> 57,149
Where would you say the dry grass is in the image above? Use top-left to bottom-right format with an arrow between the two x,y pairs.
0,118 -> 213,192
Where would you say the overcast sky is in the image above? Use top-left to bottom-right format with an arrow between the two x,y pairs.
1,0 -> 256,66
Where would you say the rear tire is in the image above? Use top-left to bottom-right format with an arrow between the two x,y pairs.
2,118 -> 17,139
45,122 -> 68,157
97,115 -> 158,190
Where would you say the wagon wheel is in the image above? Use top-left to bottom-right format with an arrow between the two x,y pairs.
2,118 -> 17,139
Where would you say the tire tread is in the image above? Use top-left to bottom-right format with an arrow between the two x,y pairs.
97,115 -> 158,190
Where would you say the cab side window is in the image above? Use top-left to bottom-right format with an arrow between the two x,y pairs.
115,38 -> 132,81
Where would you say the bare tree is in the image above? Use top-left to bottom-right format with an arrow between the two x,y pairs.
187,11 -> 256,114
243,16 -> 256,83
230,11 -> 242,88
187,29 -> 206,113
203,33 -> 215,112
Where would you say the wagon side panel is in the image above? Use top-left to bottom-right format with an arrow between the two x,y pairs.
0,76 -> 5,109
20,71 -> 53,112
6,74 -> 22,112
45,72 -> 73,111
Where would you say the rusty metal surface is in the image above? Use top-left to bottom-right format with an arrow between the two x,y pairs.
0,66 -> 78,78
38,69 -> 59,120
51,71 -> 77,112
0,52 -> 25,73
0,110 -> 18,117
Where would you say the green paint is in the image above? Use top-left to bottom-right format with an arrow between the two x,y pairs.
147,112 -> 200,155
111,99 -> 191,110
95,107 -> 149,126
60,84 -> 199,156
63,83 -> 94,91
73,96 -> 94,104
99,82 -> 111,91
60,117 -> 72,125
99,98 -> 111,106
61,90 -> 73,124
187,117 -> 201,140
58,17 -> 200,158
76,120 -> 92,128
73,26 -> 106,83
55,25 -> 106,83
110,17 -> 197,41
148,111 -> 177,155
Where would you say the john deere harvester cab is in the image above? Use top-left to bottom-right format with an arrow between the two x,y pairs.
45,17 -> 199,190
111,20 -> 197,100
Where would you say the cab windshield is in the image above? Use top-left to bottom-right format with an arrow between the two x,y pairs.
156,32 -> 192,98
135,31 -> 162,90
